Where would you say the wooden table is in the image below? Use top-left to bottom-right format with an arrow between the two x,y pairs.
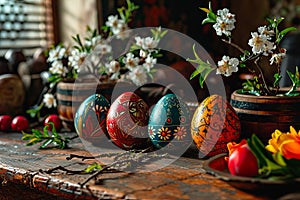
0,131 -> 297,200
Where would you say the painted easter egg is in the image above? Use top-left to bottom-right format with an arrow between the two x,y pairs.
74,94 -> 110,144
106,92 -> 151,150
148,94 -> 192,151
191,94 -> 241,157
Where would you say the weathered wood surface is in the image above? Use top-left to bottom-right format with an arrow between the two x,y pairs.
0,132 -> 291,200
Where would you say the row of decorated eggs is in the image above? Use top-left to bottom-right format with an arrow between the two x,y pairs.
74,92 -> 241,157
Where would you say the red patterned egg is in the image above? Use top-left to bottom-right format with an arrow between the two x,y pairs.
106,92 -> 151,150
191,94 -> 241,157
74,94 -> 110,145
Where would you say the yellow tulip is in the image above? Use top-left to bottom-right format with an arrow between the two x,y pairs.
266,126 -> 300,160
266,129 -> 283,153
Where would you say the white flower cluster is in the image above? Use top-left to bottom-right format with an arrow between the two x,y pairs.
213,9 -> 286,77
47,45 -> 69,77
217,56 -> 239,77
106,15 -> 130,39
105,35 -> 159,86
69,35 -> 103,71
213,8 -> 236,37
248,26 -> 286,65
248,26 -> 275,56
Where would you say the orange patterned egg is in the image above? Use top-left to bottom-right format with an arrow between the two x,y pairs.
191,94 -> 241,157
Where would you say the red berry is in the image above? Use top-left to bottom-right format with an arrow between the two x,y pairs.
11,116 -> 29,131
0,115 -> 13,131
44,114 -> 62,131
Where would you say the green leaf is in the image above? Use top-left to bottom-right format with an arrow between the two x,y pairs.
276,27 -> 297,43
40,139 -> 53,149
26,103 -> 44,119
247,134 -> 284,177
21,133 -> 34,141
43,125 -> 50,137
199,7 -> 210,13
273,73 -> 282,88
199,2 -> 216,24
202,18 -> 216,25
58,141 -> 66,149
190,62 -> 211,80
84,163 -> 103,173
199,68 -> 215,88
239,63 -> 246,68
285,66 -> 300,96
188,44 -> 215,88
32,129 -> 43,138
247,137 -> 266,168
272,152 -> 287,167
26,138 -> 42,146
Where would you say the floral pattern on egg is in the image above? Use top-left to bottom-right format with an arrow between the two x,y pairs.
191,94 -> 241,157
74,94 -> 110,144
148,94 -> 191,150
106,92 -> 151,150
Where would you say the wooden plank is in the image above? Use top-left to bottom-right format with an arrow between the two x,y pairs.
0,132 -> 275,199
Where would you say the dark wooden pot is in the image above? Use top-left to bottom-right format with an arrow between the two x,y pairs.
230,90 -> 300,143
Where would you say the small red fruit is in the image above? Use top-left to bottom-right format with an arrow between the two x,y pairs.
0,115 -> 13,131
228,143 -> 259,177
44,114 -> 62,131
11,116 -> 29,131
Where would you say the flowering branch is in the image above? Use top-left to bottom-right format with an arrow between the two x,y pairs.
26,0 -> 168,120
190,2 -> 297,96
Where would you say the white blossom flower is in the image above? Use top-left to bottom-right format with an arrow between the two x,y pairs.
139,49 -> 148,58
216,56 -> 239,77
106,60 -> 120,73
143,55 -> 157,72
127,67 -> 148,86
90,35 -> 102,47
49,60 -> 69,76
47,46 -> 66,62
248,32 -> 275,55
257,26 -> 275,39
68,49 -> 87,70
135,36 -> 144,46
142,37 -> 159,50
270,48 -> 287,65
112,22 -> 130,39
94,43 -> 112,55
123,52 -> 140,71
43,93 -> 57,108
105,15 -> 119,29
213,8 -> 236,37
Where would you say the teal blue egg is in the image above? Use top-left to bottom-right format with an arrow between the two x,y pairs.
74,94 -> 110,144
148,94 -> 192,150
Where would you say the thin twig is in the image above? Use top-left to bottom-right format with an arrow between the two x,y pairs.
254,57 -> 273,95
67,152 -> 122,161
41,166 -> 84,174
222,39 -> 245,53
66,154 -> 96,161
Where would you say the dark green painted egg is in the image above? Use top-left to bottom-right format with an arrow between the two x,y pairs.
148,94 -> 192,150
74,94 -> 110,144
